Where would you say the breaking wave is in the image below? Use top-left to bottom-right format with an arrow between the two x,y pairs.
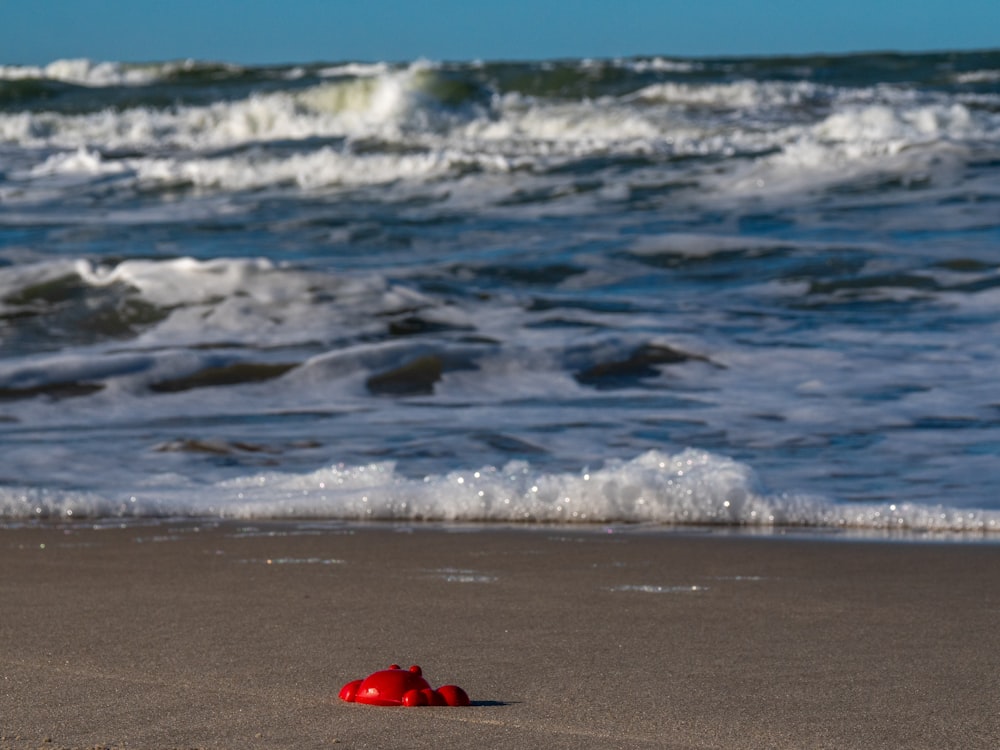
3,449 -> 998,533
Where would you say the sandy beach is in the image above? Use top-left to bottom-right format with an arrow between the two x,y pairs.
1,522 -> 998,749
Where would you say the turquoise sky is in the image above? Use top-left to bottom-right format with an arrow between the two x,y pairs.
2,0 -> 998,64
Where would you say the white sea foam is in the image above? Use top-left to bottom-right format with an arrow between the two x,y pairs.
0,58 -> 221,87
701,102 -> 982,199
954,69 -> 1000,84
2,61 -> 995,203
633,80 -> 820,108
1,449 -> 997,533
2,93 -> 324,151
622,58 -> 702,74
80,257 -> 430,347
316,62 -> 393,78
0,257 -> 437,381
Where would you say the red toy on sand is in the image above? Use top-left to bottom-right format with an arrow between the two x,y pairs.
339,664 -> 470,707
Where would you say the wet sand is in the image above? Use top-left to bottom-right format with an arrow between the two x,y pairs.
2,522 -> 998,749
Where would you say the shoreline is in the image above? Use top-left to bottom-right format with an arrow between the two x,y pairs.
4,515 -> 1000,546
2,521 -> 999,749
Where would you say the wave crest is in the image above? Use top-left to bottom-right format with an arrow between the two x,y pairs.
3,449 -> 999,534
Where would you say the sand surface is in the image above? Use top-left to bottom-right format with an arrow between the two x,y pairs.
2,522 -> 998,749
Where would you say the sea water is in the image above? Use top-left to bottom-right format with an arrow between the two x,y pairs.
2,51 -> 999,533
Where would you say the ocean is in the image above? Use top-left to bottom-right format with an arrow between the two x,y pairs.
1,50 -> 999,533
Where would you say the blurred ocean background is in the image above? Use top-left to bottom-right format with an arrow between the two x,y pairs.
2,51 -> 999,532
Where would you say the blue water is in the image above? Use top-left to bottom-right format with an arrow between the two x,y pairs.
1,52 -> 999,531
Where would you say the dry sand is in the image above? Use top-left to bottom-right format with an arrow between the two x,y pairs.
1,522 -> 998,749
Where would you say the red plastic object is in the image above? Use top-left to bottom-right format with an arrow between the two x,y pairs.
339,664 -> 470,707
